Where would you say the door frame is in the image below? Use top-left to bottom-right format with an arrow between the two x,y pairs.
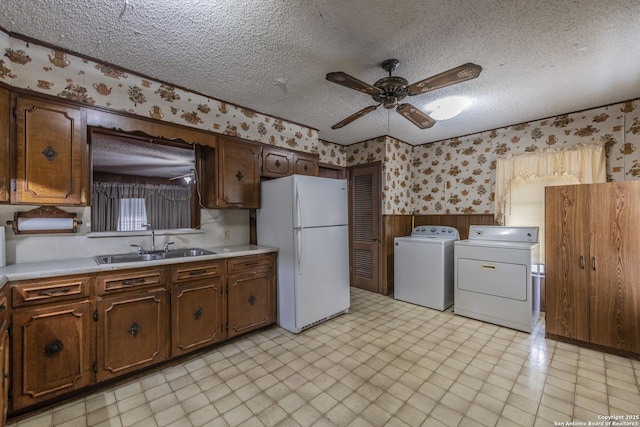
347,161 -> 382,293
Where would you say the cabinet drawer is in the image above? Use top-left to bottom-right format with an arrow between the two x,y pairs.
12,275 -> 90,307
227,254 -> 273,273
171,260 -> 223,284
96,268 -> 165,295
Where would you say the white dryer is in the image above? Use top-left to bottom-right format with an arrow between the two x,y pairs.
454,226 -> 540,333
394,226 -> 459,311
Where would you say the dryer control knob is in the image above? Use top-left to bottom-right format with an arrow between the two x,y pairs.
430,227 -> 436,232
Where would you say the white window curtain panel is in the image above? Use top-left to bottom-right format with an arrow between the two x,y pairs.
494,142 -> 607,226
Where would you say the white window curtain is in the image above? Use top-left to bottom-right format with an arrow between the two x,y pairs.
117,198 -> 148,231
495,142 -> 607,263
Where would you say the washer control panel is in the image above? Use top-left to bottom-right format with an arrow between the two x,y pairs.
411,226 -> 460,240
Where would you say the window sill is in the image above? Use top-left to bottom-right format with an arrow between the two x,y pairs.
87,228 -> 205,238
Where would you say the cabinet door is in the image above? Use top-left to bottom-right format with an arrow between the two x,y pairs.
171,278 -> 225,356
217,138 -> 261,208
12,300 -> 92,410
96,289 -> 167,382
545,185 -> 590,341
227,268 -> 275,338
14,96 -> 86,205
293,153 -> 318,176
589,182 -> 640,353
0,327 -> 8,425
0,87 -> 9,203
262,147 -> 293,178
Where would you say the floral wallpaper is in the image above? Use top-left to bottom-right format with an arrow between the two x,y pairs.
0,31 -> 343,165
346,100 -> 640,215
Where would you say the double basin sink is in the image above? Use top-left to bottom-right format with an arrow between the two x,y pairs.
95,248 -> 215,265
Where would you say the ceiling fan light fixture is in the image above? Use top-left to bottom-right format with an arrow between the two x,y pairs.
425,96 -> 472,120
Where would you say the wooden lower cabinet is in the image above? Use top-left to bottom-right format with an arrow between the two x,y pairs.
6,253 -> 276,420
0,328 -> 9,426
227,254 -> 276,338
96,289 -> 168,382
11,300 -> 92,410
171,261 -> 225,356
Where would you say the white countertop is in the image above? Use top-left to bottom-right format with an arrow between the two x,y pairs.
0,244 -> 277,287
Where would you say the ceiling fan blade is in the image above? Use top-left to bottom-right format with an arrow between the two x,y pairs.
331,105 -> 379,129
396,104 -> 436,129
406,63 -> 482,96
326,72 -> 382,95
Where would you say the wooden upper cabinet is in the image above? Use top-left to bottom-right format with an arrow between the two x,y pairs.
293,152 -> 318,176
216,137 -> 261,208
262,146 -> 293,178
14,96 -> 87,205
0,87 -> 9,203
261,146 -> 318,178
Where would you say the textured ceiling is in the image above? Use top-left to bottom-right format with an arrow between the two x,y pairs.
1,0 -> 639,146
92,133 -> 195,178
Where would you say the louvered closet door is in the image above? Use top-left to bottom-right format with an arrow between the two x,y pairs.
349,163 -> 381,292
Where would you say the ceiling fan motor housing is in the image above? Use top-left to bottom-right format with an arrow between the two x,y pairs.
373,76 -> 409,108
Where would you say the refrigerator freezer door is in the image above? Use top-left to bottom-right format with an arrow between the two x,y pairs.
294,176 -> 348,228
293,225 -> 350,330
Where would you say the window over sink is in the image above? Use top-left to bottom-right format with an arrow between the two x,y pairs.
89,129 -> 200,232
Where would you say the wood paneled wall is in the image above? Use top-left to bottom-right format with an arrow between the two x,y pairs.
380,214 -> 497,296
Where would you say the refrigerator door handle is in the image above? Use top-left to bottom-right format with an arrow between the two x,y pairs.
295,182 -> 302,228
296,229 -> 303,275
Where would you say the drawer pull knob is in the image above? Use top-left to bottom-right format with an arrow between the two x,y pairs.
128,321 -> 140,337
248,295 -> 256,305
122,278 -> 145,286
236,171 -> 244,181
38,287 -> 70,296
194,307 -> 203,320
275,159 -> 281,168
188,270 -> 207,276
45,339 -> 64,357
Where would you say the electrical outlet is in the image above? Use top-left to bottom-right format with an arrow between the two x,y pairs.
223,228 -> 230,239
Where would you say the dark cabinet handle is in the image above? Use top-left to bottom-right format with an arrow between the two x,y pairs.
188,270 -> 207,276
248,295 -> 256,305
194,307 -> 203,320
580,256 -> 585,269
45,339 -> 64,357
275,159 -> 281,168
128,321 -> 140,337
592,257 -> 596,271
244,262 -> 259,267
236,171 -> 244,181
38,287 -> 70,296
122,278 -> 145,286
303,164 -> 308,171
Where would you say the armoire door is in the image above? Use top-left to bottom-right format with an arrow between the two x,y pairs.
545,184 -> 590,341
348,162 -> 381,293
588,182 -> 640,353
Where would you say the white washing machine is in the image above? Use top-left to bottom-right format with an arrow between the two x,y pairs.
394,226 -> 459,311
454,226 -> 540,333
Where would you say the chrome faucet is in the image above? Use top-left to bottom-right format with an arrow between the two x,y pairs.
143,223 -> 155,251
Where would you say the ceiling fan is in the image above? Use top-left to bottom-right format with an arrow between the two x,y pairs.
326,59 -> 482,129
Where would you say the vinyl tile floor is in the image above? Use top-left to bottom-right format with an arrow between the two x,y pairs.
7,287 -> 640,427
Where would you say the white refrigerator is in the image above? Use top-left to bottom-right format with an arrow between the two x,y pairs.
257,175 -> 350,333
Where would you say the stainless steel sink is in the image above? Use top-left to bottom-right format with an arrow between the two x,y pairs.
95,248 -> 215,264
